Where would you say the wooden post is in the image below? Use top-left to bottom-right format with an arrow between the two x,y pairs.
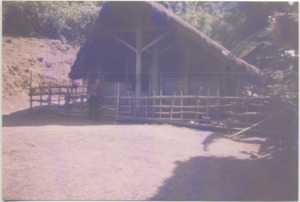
195,100 -> 200,120
220,61 -> 227,96
159,72 -> 163,93
87,72 -> 90,91
206,89 -> 210,118
183,49 -> 190,95
135,18 -> 142,98
71,80 -> 74,105
170,92 -> 175,120
80,94 -> 83,114
125,55 -> 129,84
114,83 -> 117,106
145,96 -> 148,118
134,93 -> 137,118
230,69 -> 240,113
258,97 -> 263,122
246,97 -> 249,125
74,85 -> 77,104
151,44 -> 159,95
235,77 -> 241,98
30,72 -> 33,113
39,84 -> 42,109
49,84 -> 52,109
159,89 -> 162,119
180,90 -> 183,120
116,82 -> 120,120
152,91 -> 155,118
216,90 -> 220,125
194,87 -> 203,120
47,84 -> 51,115
65,86 -> 70,116
127,91 -> 131,117
231,77 -> 241,116
149,69 -> 152,94
58,87 -> 61,105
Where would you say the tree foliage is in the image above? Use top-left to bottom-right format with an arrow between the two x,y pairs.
3,1 -> 102,44
268,12 -> 299,53
159,1 -> 297,49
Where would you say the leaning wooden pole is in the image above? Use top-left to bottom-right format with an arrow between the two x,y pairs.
230,107 -> 288,137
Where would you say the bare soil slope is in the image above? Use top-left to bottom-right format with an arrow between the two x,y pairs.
2,36 -> 79,100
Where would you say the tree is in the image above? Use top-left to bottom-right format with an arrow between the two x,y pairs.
2,1 -> 103,44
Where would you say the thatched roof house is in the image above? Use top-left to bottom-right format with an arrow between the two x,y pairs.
69,1 -> 262,97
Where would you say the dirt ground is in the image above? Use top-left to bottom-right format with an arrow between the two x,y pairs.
2,96 -> 298,200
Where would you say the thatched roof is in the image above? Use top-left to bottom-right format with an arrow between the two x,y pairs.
69,1 -> 261,79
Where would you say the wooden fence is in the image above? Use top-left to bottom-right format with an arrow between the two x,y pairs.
115,89 -> 270,130
29,84 -> 89,115
28,81 -> 271,131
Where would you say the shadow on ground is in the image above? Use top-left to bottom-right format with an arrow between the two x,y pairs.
2,107 -> 118,127
149,155 -> 298,201
149,126 -> 298,201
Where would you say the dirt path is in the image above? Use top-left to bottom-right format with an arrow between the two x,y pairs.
2,97 -> 298,200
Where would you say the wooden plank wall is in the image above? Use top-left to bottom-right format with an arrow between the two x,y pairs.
162,76 -> 219,96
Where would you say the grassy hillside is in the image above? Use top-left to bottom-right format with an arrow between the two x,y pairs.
2,36 -> 79,100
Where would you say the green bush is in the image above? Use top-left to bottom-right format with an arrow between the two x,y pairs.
3,1 -> 102,44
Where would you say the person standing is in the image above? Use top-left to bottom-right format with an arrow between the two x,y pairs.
89,78 -> 103,120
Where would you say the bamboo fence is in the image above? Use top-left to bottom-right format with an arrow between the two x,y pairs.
28,80 -> 271,131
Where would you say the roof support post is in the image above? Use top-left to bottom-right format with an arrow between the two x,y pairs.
151,43 -> 159,95
215,59 -> 222,96
135,19 -> 142,97
183,49 -> 190,95
125,54 -> 129,84
222,67 -> 228,96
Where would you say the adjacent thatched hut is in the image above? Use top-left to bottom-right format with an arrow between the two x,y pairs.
69,1 -> 262,97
